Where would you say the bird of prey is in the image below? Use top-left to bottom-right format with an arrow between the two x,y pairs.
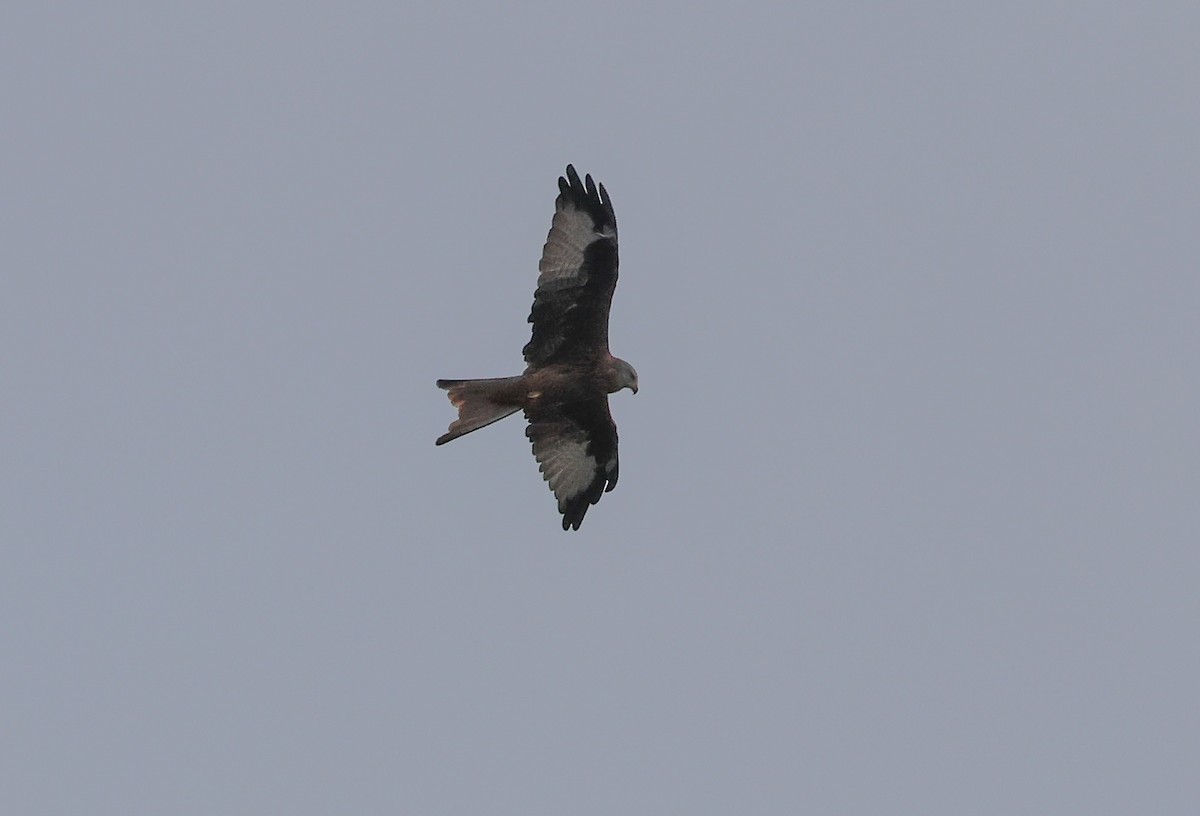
436,165 -> 638,531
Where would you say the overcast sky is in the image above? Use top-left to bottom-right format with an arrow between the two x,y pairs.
4,3 -> 1198,814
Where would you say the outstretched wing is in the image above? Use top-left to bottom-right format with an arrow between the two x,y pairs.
525,397 -> 619,531
523,165 -> 619,367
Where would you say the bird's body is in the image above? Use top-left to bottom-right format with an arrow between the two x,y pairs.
435,165 -> 637,530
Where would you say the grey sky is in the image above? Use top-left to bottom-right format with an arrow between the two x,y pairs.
4,3 -> 1198,814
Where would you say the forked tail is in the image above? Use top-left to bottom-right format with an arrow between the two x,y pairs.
435,377 -> 523,445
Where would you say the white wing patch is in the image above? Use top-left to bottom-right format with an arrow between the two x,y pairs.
529,423 -> 598,509
537,203 -> 615,290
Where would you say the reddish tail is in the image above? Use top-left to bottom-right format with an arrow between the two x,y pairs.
435,377 -> 523,445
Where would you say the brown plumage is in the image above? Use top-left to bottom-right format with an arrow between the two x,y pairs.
436,166 -> 638,530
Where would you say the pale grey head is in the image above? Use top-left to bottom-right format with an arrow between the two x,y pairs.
609,356 -> 639,394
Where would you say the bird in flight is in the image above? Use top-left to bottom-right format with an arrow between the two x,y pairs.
436,165 -> 638,530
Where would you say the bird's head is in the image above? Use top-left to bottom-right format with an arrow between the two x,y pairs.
611,357 -> 639,395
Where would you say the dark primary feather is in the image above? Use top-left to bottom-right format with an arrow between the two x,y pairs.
523,165 -> 620,366
525,396 -> 619,531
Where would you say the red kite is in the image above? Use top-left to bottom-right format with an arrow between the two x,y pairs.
436,165 -> 638,530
